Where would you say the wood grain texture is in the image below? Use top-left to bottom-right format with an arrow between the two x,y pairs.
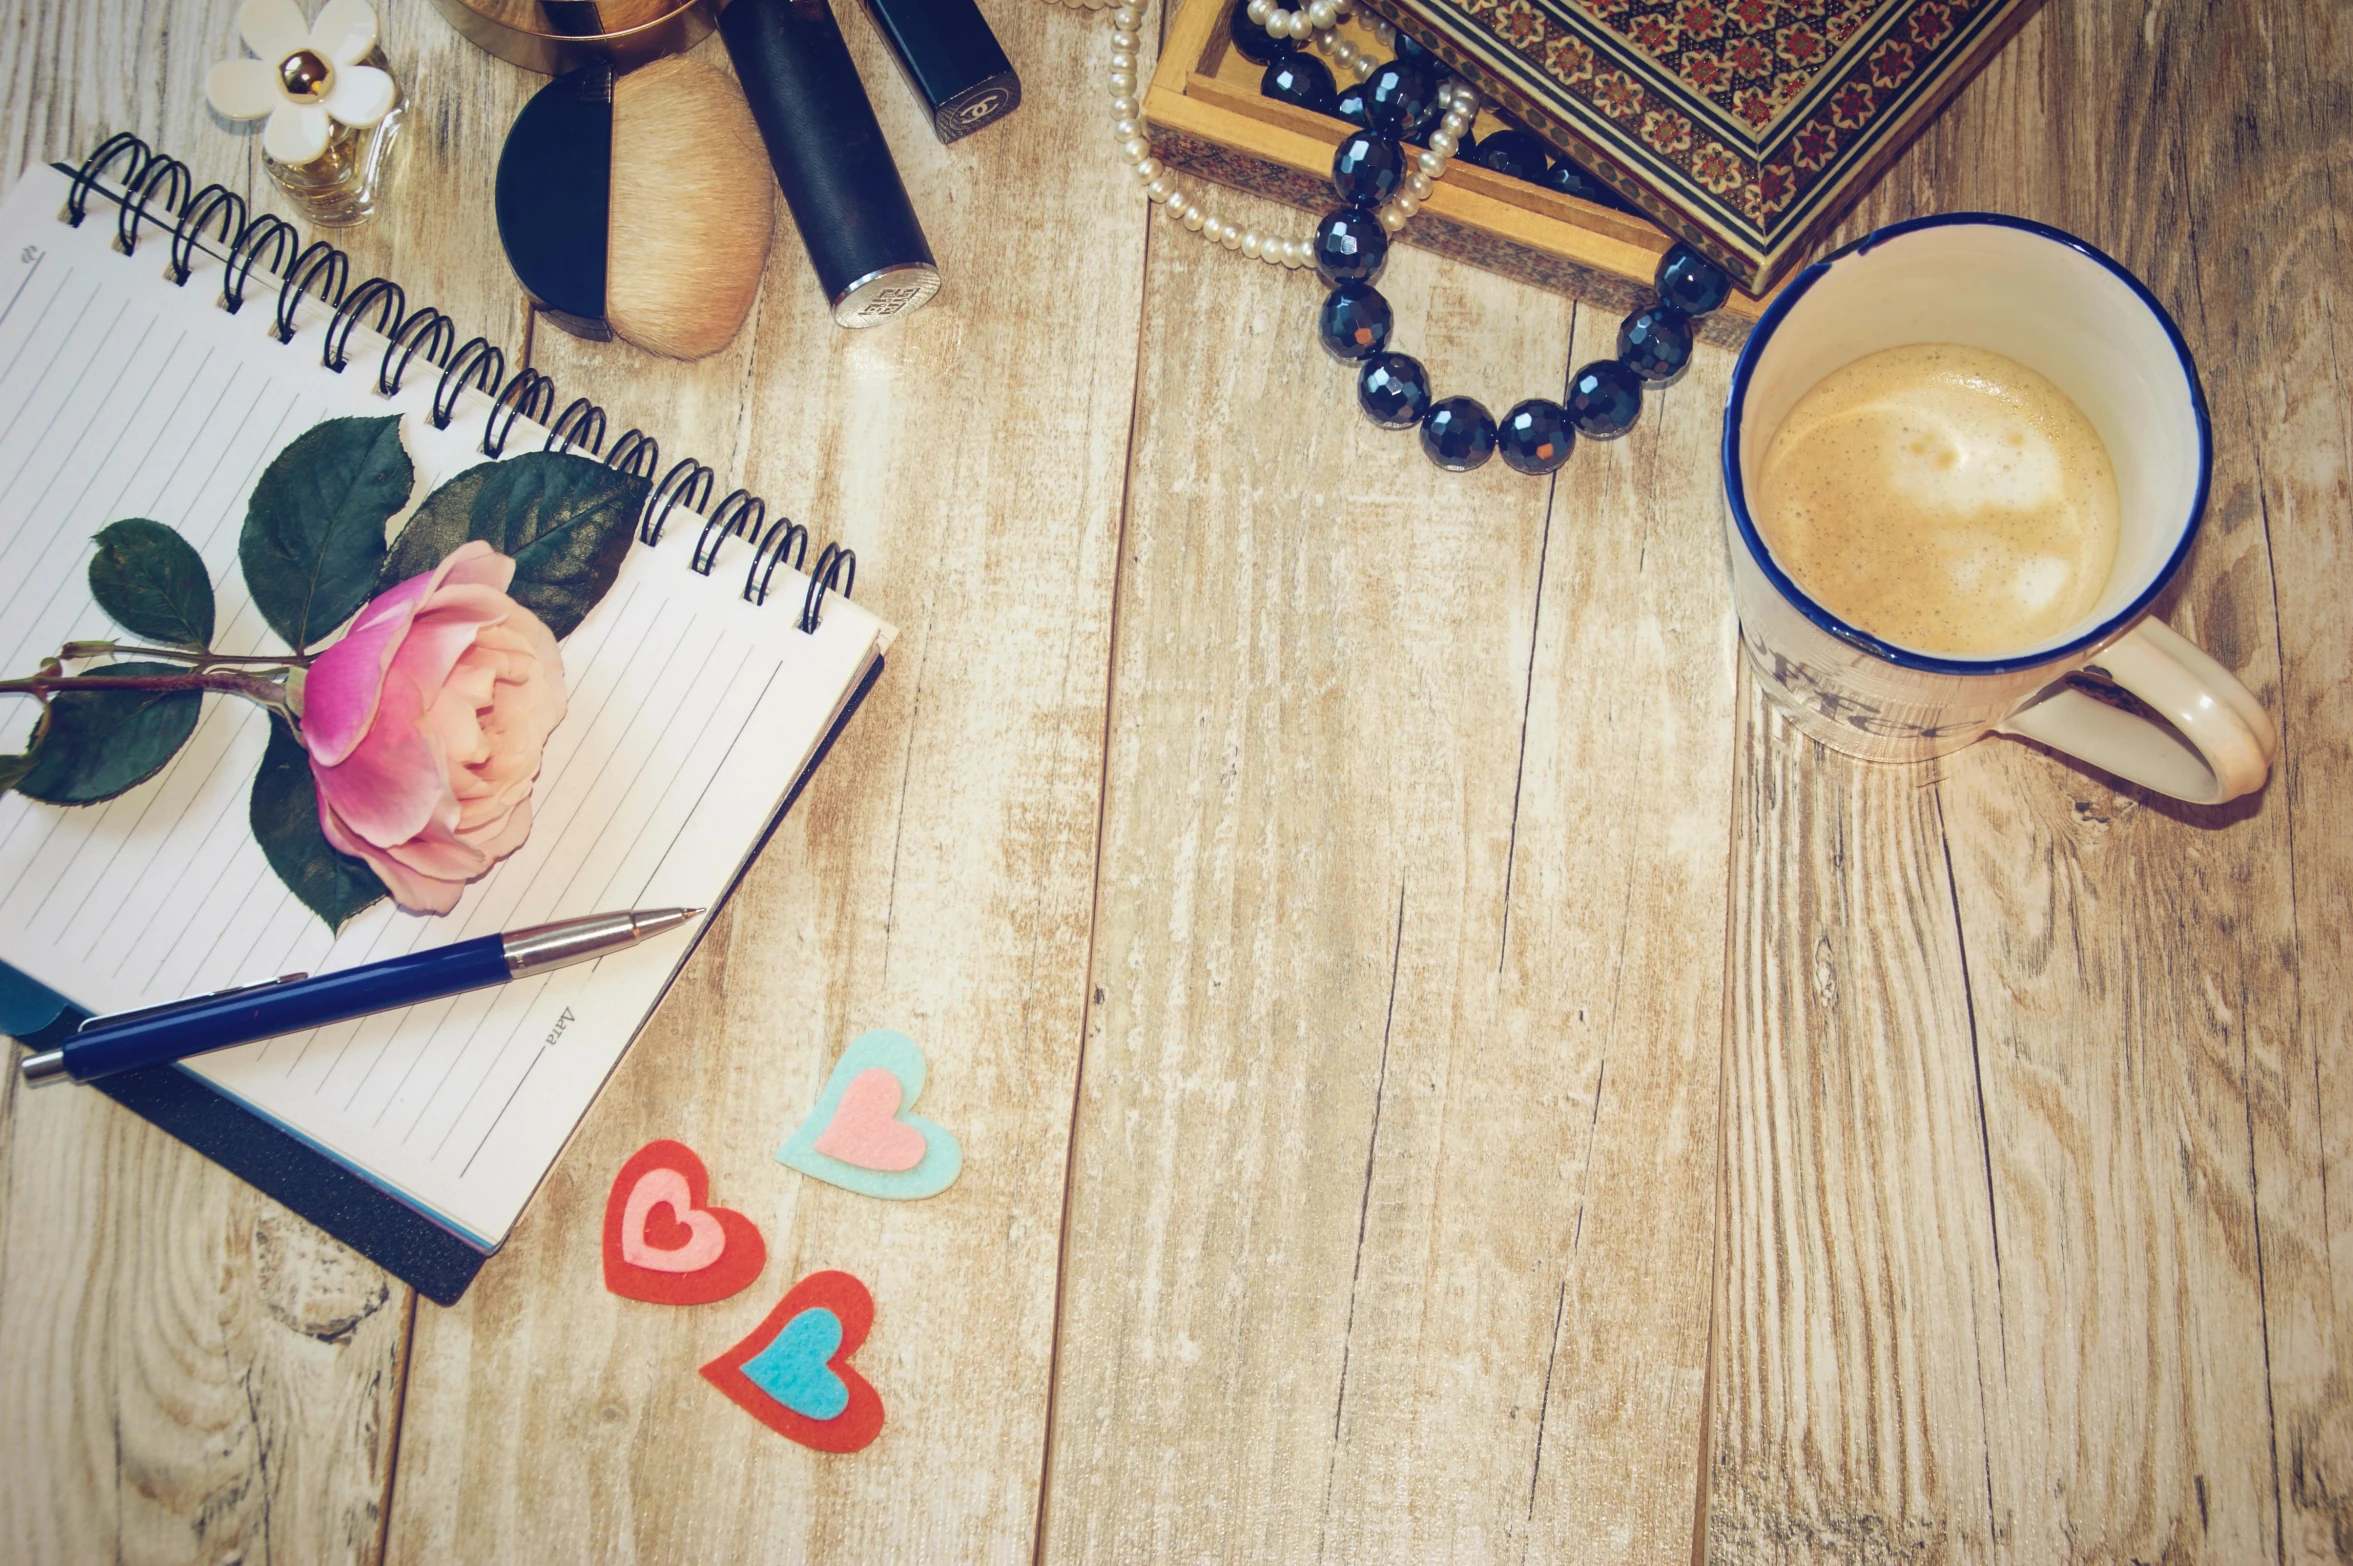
1038,177 -> 1733,1557
1710,0 -> 2353,1559
380,2 -> 1147,1561
6,0 -> 2352,1559
0,5 -> 528,1562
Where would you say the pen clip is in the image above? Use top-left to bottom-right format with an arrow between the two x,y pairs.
76,973 -> 310,1035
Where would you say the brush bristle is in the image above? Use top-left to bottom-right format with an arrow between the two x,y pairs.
607,57 -> 775,361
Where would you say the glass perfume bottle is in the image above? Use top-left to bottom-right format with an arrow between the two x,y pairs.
206,0 -> 406,228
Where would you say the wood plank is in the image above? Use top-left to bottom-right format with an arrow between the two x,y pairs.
2234,3 -> 2353,1557
381,1 -> 1146,1559
1040,166 -> 1733,1556
0,5 -> 529,1563
1710,0 -> 2347,1556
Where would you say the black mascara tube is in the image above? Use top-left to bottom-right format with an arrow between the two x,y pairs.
719,0 -> 942,327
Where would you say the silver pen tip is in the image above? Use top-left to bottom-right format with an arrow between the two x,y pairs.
631,907 -> 702,939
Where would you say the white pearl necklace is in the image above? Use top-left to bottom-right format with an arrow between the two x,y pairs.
1078,0 -> 1478,268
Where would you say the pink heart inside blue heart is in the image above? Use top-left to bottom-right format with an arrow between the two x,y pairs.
742,1307 -> 849,1420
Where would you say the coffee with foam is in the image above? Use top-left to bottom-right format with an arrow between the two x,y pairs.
1753,343 -> 2121,658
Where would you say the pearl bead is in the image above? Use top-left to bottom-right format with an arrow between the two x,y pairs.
1114,4 -> 1142,22
1442,111 -> 1471,135
1308,0 -> 1338,26
1389,193 -> 1417,218
1418,148 -> 1447,175
1291,11 -> 1315,38
1406,171 -> 1433,199
1428,130 -> 1457,157
1222,225 -> 1243,250
1331,37 -> 1356,64
1112,30 -> 1138,48
1377,205 -> 1406,232
1352,55 -> 1374,80
1121,137 -> 1149,162
1147,178 -> 1175,202
1248,0 -> 1273,21
1110,69 -> 1134,91
1242,232 -> 1262,258
1110,51 -> 1134,71
1136,155 -> 1161,177
1112,95 -> 1138,118
1114,118 -> 1139,140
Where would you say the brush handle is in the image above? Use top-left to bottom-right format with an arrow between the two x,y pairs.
719,0 -> 941,326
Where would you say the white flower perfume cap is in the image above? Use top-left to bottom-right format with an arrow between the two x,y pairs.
206,0 -> 395,166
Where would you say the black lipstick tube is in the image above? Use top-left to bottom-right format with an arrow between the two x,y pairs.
719,0 -> 941,327
862,0 -> 1020,143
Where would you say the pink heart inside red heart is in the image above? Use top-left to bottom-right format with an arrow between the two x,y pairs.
601,1139 -> 768,1307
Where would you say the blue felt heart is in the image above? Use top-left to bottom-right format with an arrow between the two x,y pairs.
777,1029 -> 963,1200
740,1307 -> 849,1421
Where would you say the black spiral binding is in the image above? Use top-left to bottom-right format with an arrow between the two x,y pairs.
64,131 -> 860,633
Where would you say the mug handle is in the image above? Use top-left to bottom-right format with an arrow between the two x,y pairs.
1995,617 -> 2277,804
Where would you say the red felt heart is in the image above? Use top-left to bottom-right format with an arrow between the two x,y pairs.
701,1270 -> 886,1453
601,1139 -> 767,1306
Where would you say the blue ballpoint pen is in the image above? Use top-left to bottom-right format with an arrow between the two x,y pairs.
17,907 -> 700,1088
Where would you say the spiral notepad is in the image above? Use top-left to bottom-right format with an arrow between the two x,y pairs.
0,140 -> 895,1301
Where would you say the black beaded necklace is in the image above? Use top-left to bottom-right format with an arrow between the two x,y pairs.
1248,20 -> 1739,474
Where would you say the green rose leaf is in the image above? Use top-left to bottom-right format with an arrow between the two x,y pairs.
250,715 -> 386,932
89,518 -> 215,647
241,414 -> 412,652
381,452 -> 649,640
0,702 -> 46,794
14,663 -> 200,805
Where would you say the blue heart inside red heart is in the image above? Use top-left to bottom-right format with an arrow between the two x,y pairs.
741,1307 -> 849,1420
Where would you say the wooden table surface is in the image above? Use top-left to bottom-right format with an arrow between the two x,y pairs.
2,0 -> 2346,1560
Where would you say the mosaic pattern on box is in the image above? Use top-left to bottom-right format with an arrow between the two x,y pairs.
1383,0 -> 2042,284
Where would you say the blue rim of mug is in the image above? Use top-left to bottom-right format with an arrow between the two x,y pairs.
1721,211 -> 2213,677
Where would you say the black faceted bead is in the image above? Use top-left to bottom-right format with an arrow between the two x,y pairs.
1496,399 -> 1574,475
1363,60 -> 1440,139
1566,359 -> 1644,439
1262,55 -> 1337,116
1470,129 -> 1551,184
1317,281 -> 1393,360
1543,156 -> 1624,210
1228,0 -> 1297,65
1617,305 -> 1694,385
1331,131 -> 1407,208
1333,80 -> 1372,128
1392,30 -> 1435,63
1656,243 -> 1734,315
1421,396 -> 1498,471
1358,352 -> 1432,428
1314,207 -> 1390,285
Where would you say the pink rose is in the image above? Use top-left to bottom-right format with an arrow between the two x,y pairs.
301,541 -> 567,915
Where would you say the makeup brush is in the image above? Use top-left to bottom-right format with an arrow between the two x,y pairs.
496,55 -> 775,360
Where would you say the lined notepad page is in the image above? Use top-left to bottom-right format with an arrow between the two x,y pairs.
0,167 -> 890,1246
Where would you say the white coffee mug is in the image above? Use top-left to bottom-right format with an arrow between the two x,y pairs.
1721,214 -> 2275,804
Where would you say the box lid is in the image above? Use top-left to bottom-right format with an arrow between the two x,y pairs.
1368,0 -> 2047,290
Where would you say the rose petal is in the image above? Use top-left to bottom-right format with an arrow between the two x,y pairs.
309,0 -> 379,65
302,543 -> 508,766
321,797 -> 464,915
437,540 -> 517,595
205,58 -> 282,120
322,64 -> 395,128
310,671 -> 448,848
302,576 -> 435,766
238,0 -> 311,62
263,103 -> 332,166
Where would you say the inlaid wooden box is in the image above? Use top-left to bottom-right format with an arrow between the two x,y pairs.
1142,0 -> 1771,347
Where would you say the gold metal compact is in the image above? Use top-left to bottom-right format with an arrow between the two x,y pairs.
424,0 -> 713,74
